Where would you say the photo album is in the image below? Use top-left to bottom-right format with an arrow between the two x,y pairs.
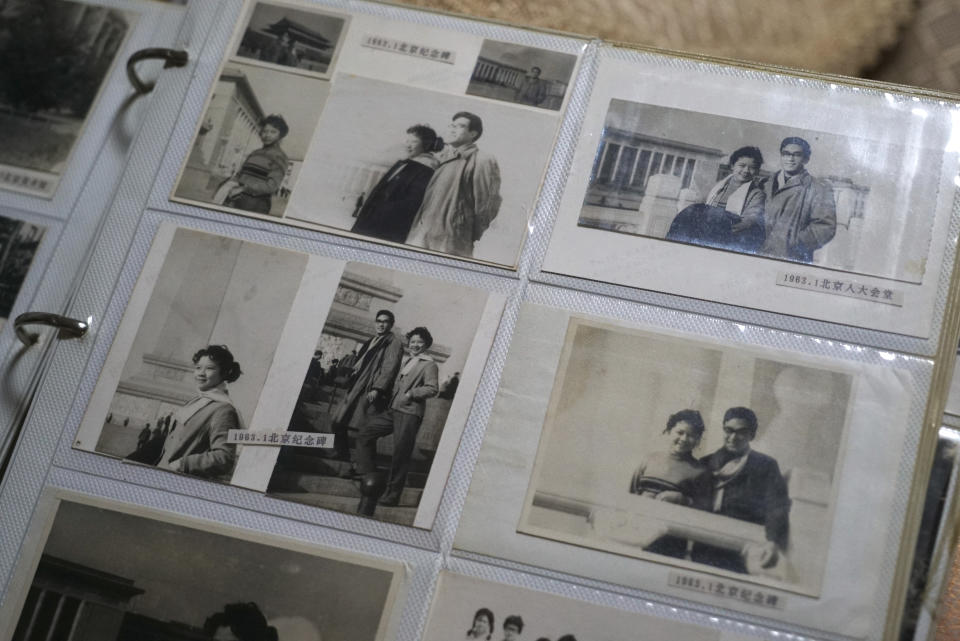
0,2 -> 958,641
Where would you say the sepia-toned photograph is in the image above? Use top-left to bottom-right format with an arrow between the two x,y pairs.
235,1 -> 348,77
284,75 -> 559,267
422,572 -> 719,641
466,40 -> 577,111
578,100 -> 940,282
0,215 -> 45,330
172,60 -> 329,218
519,317 -> 853,596
0,0 -> 133,197
266,262 -> 490,527
1,495 -> 402,641
76,227 -> 310,483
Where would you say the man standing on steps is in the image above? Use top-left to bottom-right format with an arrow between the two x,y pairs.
329,309 -> 403,462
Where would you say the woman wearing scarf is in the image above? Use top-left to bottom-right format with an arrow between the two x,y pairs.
157,345 -> 244,481
665,146 -> 766,253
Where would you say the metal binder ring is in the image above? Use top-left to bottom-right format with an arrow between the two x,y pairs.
126,48 -> 189,95
14,313 -> 89,347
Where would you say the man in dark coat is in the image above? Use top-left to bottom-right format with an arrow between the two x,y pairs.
691,406 -> 791,574
330,309 -> 403,460
759,136 -> 836,262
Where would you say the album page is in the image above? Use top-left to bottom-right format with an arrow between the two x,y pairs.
73,223 -> 505,529
0,490 -> 406,641
541,46 -> 960,338
455,299 -> 928,639
0,0 -> 139,199
0,3 -> 957,641
0,0 -> 190,462
422,571 -> 761,641
170,0 -> 586,268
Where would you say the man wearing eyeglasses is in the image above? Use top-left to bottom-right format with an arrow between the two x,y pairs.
691,406 -> 791,575
759,136 -> 836,262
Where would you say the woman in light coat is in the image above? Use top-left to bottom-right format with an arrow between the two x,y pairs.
354,326 -> 439,506
156,345 -> 243,481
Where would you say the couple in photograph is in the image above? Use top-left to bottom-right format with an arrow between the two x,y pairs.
351,112 -> 502,258
331,309 -> 439,507
465,608 -> 576,641
667,137 -> 837,263
629,406 -> 791,575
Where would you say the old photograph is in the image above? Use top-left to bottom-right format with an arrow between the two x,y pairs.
284,75 -> 559,267
519,317 -> 853,595
578,100 -> 939,282
0,215 -> 45,330
77,227 -> 309,483
1,496 -> 401,641
172,60 -> 329,218
466,40 -> 577,111
235,1 -> 348,77
422,572 -> 719,641
266,262 -> 490,527
0,0 -> 133,197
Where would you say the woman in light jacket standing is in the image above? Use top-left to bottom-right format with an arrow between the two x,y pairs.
354,327 -> 439,506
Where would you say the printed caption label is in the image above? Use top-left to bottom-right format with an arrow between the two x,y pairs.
227,430 -> 334,448
668,573 -> 786,610
361,34 -> 456,64
777,271 -> 903,306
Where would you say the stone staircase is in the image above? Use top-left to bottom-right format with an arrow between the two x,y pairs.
267,446 -> 432,526
265,383 -> 453,526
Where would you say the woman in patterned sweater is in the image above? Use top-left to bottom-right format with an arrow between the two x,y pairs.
224,114 -> 290,216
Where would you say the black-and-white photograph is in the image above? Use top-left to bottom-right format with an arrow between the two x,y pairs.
422,572 -> 719,641
466,40 -> 577,111
172,60 -> 329,218
79,228 -> 309,483
0,215 -> 45,329
235,1 -> 348,76
0,0 -> 132,197
578,100 -> 938,282
519,317 -> 852,595
2,497 -> 401,641
266,262 -> 489,526
285,75 -> 559,267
